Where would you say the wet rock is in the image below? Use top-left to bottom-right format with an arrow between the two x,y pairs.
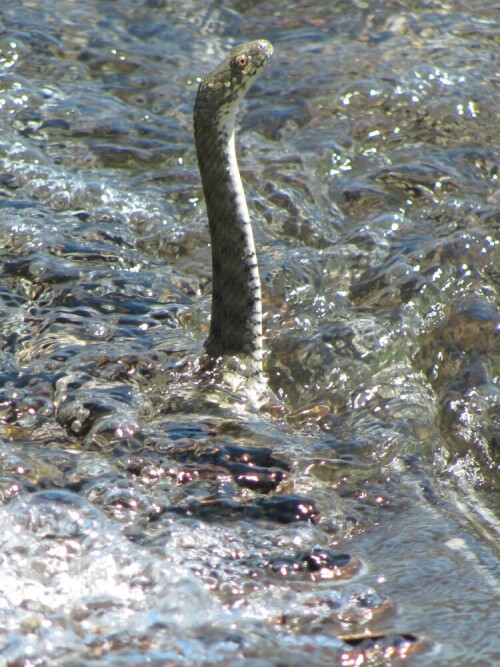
256,495 -> 320,524
160,439 -> 290,494
267,547 -> 358,580
166,493 -> 319,525
339,632 -> 430,664
417,299 -> 500,479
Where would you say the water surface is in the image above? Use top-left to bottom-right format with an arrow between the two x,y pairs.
0,0 -> 498,665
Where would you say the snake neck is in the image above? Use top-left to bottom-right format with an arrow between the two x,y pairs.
194,100 -> 263,383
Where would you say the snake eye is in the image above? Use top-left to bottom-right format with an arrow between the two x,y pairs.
235,54 -> 248,70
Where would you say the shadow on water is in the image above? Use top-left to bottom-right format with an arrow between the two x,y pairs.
0,0 -> 498,665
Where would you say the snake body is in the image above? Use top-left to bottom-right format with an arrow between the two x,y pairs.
194,39 -> 273,386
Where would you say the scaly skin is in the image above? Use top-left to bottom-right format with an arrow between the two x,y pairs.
193,39 -> 274,386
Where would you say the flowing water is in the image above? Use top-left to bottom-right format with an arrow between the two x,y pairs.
0,0 -> 499,665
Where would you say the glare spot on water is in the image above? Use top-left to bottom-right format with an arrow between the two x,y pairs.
467,100 -> 477,118
431,267 -> 443,282
446,537 -> 466,550
329,152 -> 351,175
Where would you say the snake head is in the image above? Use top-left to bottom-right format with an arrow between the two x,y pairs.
196,39 -> 274,111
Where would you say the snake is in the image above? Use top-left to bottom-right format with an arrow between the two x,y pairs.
194,39 -> 274,388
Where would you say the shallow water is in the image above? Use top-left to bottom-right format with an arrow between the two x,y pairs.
0,0 -> 499,665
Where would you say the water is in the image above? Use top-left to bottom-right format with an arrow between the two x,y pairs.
0,0 -> 498,664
